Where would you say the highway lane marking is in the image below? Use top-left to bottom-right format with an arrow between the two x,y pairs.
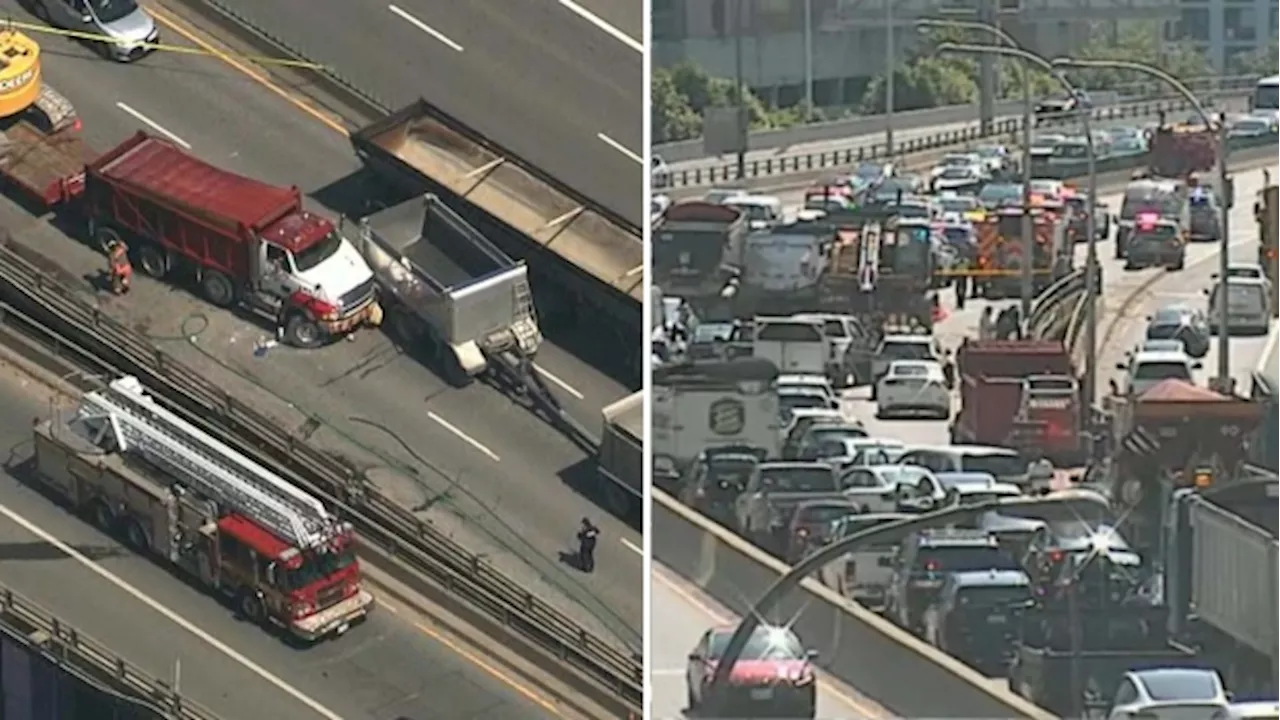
115,102 -> 191,149
410,620 -> 565,717
144,3 -> 350,136
556,0 -> 643,53
1257,321 -> 1279,374
597,133 -> 643,164
619,536 -> 643,556
388,5 -> 465,52
534,364 -> 584,399
652,566 -> 892,719
0,500 -> 344,720
426,411 -> 501,461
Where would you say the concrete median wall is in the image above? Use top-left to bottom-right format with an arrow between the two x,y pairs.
652,489 -> 1055,719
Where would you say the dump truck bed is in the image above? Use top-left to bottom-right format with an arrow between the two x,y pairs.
351,194 -> 538,350
350,100 -> 643,309
0,121 -> 97,206
599,391 -> 643,498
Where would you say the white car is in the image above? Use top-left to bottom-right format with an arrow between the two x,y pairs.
1106,667 -> 1230,719
1116,348 -> 1200,397
875,360 -> 951,420
933,165 -> 986,192
870,333 -> 939,387
1207,277 -> 1273,335
930,153 -> 980,179
778,373 -> 839,405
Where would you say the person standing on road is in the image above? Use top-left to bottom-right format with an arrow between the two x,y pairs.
106,240 -> 133,295
979,306 -> 995,340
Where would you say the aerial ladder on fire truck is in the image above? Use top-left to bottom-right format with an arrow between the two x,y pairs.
857,222 -> 882,292
74,376 -> 342,557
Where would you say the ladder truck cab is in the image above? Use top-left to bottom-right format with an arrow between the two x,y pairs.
32,376 -> 374,642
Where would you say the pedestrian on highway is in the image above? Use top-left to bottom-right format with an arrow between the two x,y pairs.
106,239 -> 133,295
1009,303 -> 1024,340
978,306 -> 995,340
941,349 -> 956,389
995,306 -> 1015,340
953,269 -> 968,310
577,517 -> 600,573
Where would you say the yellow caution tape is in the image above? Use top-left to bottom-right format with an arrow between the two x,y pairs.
2,19 -> 328,70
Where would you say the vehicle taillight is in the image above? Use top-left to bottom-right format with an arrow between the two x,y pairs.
1049,550 -> 1065,563
924,559 -> 942,572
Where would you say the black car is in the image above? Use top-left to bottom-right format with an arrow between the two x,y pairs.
1145,304 -> 1210,358
886,528 -> 1020,633
680,449 -> 763,526
922,569 -> 1031,672
1034,90 -> 1091,126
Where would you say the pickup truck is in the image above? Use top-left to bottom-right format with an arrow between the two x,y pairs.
734,460 -> 845,556
349,99 -> 642,378
951,339 -> 1084,465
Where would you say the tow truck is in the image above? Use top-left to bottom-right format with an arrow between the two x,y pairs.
33,376 -> 375,641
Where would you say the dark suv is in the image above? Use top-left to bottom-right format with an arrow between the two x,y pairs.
886,528 -> 1020,634
922,570 -> 1031,673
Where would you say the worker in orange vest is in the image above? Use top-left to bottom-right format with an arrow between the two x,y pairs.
106,239 -> 133,295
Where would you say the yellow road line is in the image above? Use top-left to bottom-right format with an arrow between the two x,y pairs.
143,3 -> 349,136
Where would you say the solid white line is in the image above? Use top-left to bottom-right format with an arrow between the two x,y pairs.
0,501 -> 343,720
115,102 -> 191,149
387,5 -> 464,51
620,536 -> 643,556
534,364 -> 584,400
1257,320 -> 1280,374
597,133 -> 642,164
427,411 -> 501,461
557,0 -> 642,53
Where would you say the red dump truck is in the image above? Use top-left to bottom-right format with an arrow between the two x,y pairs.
0,115 -> 380,347
950,339 -> 1085,466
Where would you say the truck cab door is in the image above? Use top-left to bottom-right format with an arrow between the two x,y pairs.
257,243 -> 295,299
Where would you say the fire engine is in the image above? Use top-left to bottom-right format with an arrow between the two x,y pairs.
960,197 -> 1072,297
32,376 -> 374,642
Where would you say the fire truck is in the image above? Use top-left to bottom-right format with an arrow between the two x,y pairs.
32,376 -> 374,642
957,199 -> 1072,298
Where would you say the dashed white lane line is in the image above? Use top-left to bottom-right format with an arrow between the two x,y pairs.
115,102 -> 191,149
0,500 -> 344,720
620,536 -> 643,556
427,411 -> 501,461
388,4 -> 465,52
556,0 -> 642,53
597,133 -> 643,164
534,364 -> 584,399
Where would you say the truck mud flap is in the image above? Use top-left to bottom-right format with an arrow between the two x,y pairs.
488,349 -> 600,457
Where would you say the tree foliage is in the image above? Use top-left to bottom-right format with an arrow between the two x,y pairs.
651,63 -> 811,143
1229,42 -> 1279,76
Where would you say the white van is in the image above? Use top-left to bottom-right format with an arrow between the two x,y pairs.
723,194 -> 784,230
1207,277 -> 1272,335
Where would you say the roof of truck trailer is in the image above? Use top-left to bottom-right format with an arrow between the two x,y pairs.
94,134 -> 299,232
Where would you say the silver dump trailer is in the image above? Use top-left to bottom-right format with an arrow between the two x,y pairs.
347,194 -> 541,386
599,391 -> 643,514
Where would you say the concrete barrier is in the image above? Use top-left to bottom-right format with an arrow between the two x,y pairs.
652,488 -> 1055,719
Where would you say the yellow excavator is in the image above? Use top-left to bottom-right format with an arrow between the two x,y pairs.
0,26 -> 77,133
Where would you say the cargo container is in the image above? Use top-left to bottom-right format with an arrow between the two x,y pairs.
598,391 -> 643,515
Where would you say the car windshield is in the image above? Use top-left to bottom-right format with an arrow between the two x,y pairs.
960,454 -> 1026,477
281,546 -> 357,591
834,515 -> 905,546
93,0 -> 141,23
957,585 -> 1028,607
855,163 -> 884,179
1226,266 -> 1262,279
1142,670 -> 1219,701
293,230 -> 345,272
890,362 -> 931,378
937,197 -> 977,213
943,226 -> 973,245
1133,361 -> 1192,381
761,467 -> 837,492
940,167 -> 974,180
917,546 -> 1019,572
881,341 -> 932,360
979,184 -> 1022,206
943,155 -> 975,167
1234,119 -> 1270,133
706,460 -> 756,493
796,504 -> 856,524
709,628 -> 804,661
811,426 -> 868,445
1133,225 -> 1179,241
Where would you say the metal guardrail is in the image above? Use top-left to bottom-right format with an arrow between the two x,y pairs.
662,93 -> 1248,189
0,244 -> 642,715
0,585 -> 221,719
1025,269 -> 1087,336
655,74 -> 1261,163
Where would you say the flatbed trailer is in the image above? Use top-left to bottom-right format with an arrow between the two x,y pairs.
0,87 -> 93,206
350,99 -> 642,378
348,193 -> 541,386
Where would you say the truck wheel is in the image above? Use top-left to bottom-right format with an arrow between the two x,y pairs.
93,225 -> 124,254
237,589 -> 266,625
124,519 -> 150,553
137,244 -> 168,279
200,271 -> 236,307
88,499 -> 115,533
284,313 -> 325,349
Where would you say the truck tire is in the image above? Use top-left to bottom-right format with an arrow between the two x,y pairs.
88,498 -> 115,534
124,519 -> 150,553
137,244 -> 168,279
284,312 -> 325,349
200,270 -> 236,307
93,225 -> 124,254
237,589 -> 266,625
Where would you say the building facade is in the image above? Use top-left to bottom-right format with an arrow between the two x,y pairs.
653,0 -> 1181,109
1167,0 -> 1278,72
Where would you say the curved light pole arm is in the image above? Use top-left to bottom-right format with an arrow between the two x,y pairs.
1050,57 -> 1213,127
703,494 -> 1109,713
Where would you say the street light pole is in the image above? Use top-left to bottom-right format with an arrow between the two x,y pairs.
940,42 -> 1099,404
803,0 -> 814,115
734,0 -> 746,180
917,18 -> 1035,322
1051,57 -> 1232,393
885,0 -> 896,155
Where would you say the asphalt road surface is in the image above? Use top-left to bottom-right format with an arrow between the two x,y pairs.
0,360 -> 559,720
649,563 -> 894,720
196,0 -> 644,225
0,0 -> 641,649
